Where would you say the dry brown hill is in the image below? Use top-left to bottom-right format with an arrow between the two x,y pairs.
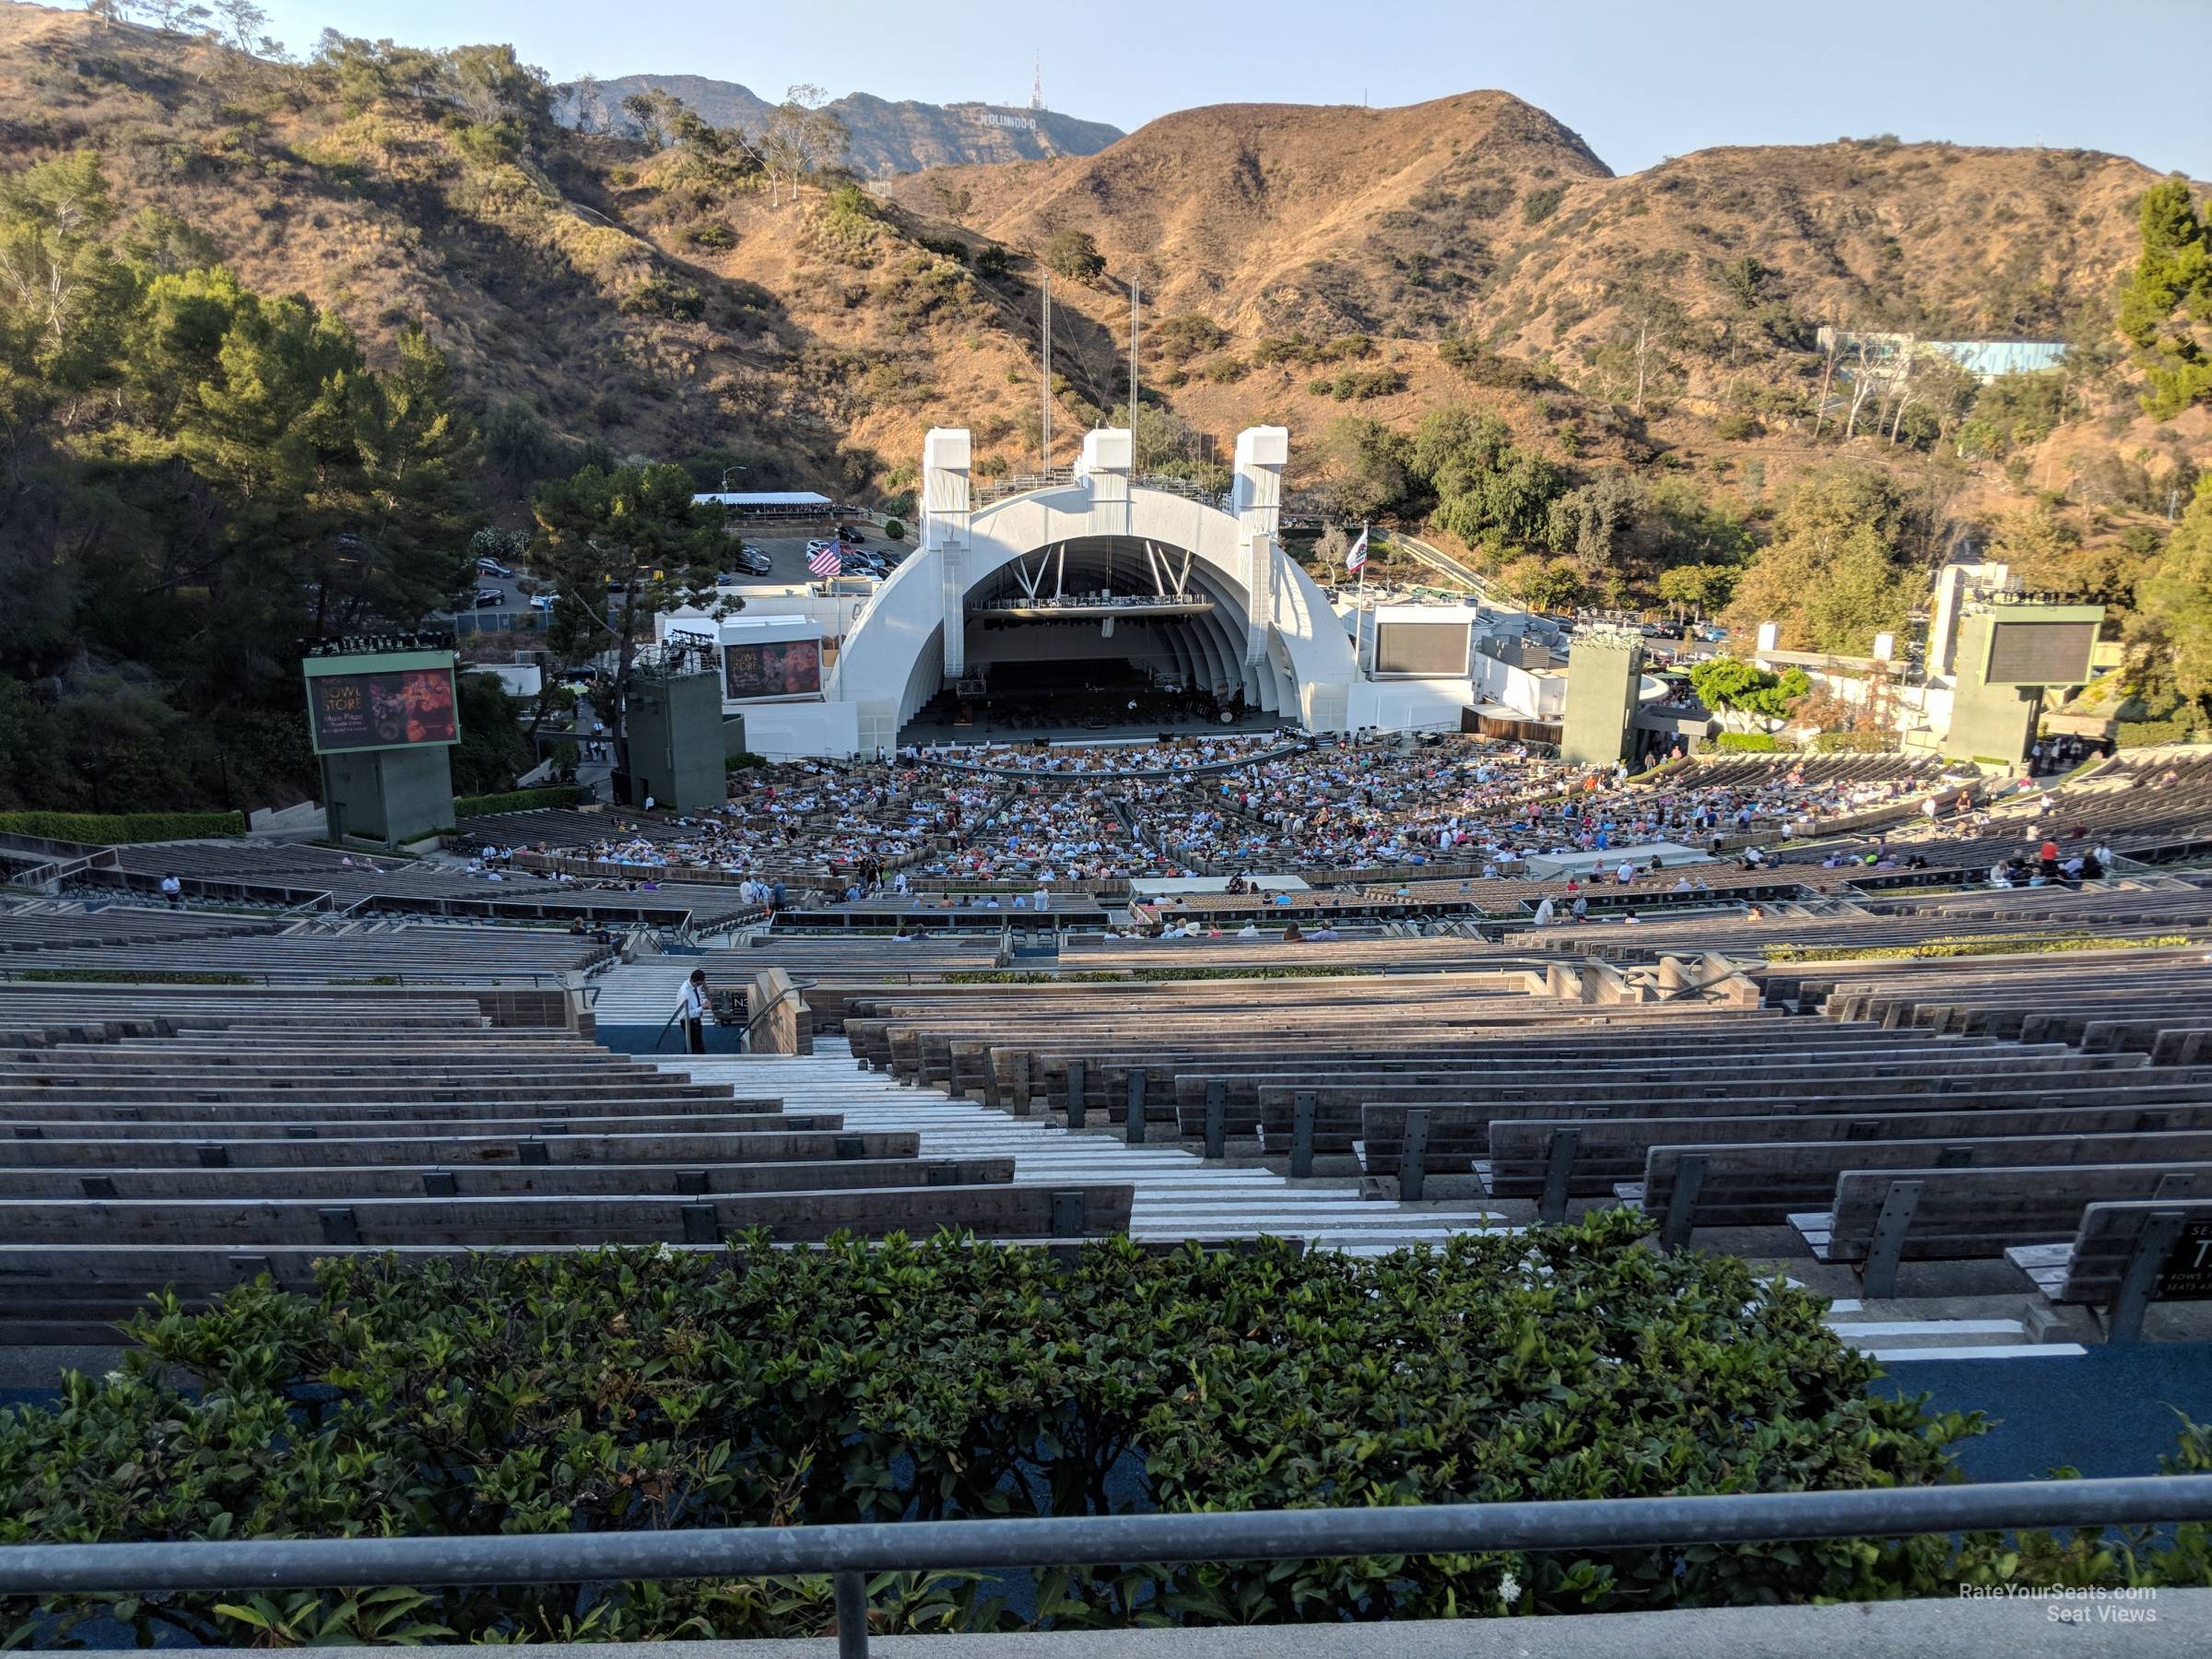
3,3 -> 2202,535
887,92 -> 1613,339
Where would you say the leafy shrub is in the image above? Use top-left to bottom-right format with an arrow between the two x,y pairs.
1462,181 -> 1516,219
1042,228 -> 1104,281
452,785 -> 588,818
943,966 -> 1367,984
618,276 -> 706,320
686,222 -> 736,251
1767,933 -> 2192,963
1152,313 -> 1227,359
1713,731 -> 1782,752
1809,730 -> 1895,754
1,1218 -> 2024,1641
1523,184 -> 1567,223
882,518 -> 905,541
1714,411 -> 1761,440
2119,718 -> 2200,748
1326,367 -> 1406,401
0,810 -> 244,844
724,751 -> 770,771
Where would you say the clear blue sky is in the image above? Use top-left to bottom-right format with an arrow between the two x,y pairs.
226,0 -> 2206,178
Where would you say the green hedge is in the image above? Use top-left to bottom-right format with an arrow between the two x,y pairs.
1808,730 -> 1894,755
451,785 -> 588,819
1712,732 -> 1781,753
0,810 -> 243,845
2117,718 -> 2201,749
943,966 -> 1368,984
1768,932 -> 2192,964
11,1214 -> 2193,1643
6,1220 -> 2209,1642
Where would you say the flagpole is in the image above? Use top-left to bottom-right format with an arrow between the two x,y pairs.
1355,520 -> 1369,676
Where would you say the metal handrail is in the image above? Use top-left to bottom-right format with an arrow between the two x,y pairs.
4,1477 -> 2211,1656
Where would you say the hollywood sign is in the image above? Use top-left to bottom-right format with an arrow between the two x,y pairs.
974,112 -> 1038,131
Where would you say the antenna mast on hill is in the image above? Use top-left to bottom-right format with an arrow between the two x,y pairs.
1129,274 -> 1141,454
1030,60 -> 1044,111
1040,269 -> 1053,472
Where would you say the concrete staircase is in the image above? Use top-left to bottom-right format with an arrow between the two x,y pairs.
664,1038 -> 1522,1252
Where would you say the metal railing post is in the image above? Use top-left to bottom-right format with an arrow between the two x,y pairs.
1065,1059 -> 1086,1130
2109,1209 -> 2186,1344
833,1568 -> 868,1657
1538,1127 -> 1580,1224
1204,1079 -> 1226,1159
1125,1071 -> 1147,1145
1659,1155 -> 1708,1253
1398,1107 -> 1430,1203
1290,1090 -> 1316,1178
1860,1179 -> 1924,1300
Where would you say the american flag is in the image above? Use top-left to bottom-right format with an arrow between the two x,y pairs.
807,545 -> 842,578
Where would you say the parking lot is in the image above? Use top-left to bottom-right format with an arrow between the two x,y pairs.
735,524 -> 910,588
438,521 -> 913,635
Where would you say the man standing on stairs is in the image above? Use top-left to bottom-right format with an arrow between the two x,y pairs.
676,969 -> 709,1055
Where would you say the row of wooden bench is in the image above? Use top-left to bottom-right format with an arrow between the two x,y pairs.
0,985 -> 1135,1343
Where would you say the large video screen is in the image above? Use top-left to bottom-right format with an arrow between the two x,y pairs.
1985,619 -> 2097,687
1373,621 -> 1471,677
308,666 -> 459,753
724,639 -> 822,700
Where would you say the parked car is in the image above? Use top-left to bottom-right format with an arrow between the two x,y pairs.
836,524 -> 866,544
528,592 -> 557,611
476,557 -> 514,578
730,546 -> 773,576
473,587 -> 504,608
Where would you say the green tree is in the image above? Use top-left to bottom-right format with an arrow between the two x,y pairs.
0,149 -> 133,402
1317,417 -> 1418,523
1689,656 -> 1810,730
2117,179 -> 2212,419
449,672 -> 535,794
1657,562 -> 1738,616
483,396 -> 555,480
1988,500 -> 2084,593
1042,228 -> 1105,283
528,463 -> 731,779
2132,481 -> 2212,713
1723,463 -> 1920,653
752,84 -> 846,206
1501,556 -> 1583,613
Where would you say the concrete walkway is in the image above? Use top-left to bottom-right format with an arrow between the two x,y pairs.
72,1592 -> 2211,1656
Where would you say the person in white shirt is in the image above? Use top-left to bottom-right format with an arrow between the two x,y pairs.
675,970 -> 709,1054
158,874 -> 182,908
1236,923 -> 1260,938
1615,859 -> 1635,885
1533,897 -> 1556,926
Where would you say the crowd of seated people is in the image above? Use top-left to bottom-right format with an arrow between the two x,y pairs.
500,742 -> 1958,894
909,785 -> 1176,883
1117,743 -> 1947,875
900,733 -> 1293,776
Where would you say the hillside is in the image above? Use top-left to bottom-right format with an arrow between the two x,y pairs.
2,5 -> 2204,577
558,74 -> 1124,176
